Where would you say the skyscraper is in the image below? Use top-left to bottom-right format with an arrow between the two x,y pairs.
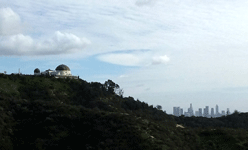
195,111 -> 199,117
188,108 -> 191,116
203,106 -> 209,118
216,105 -> 219,115
199,108 -> 202,117
173,107 -> 177,116
227,108 -> 230,115
184,112 -> 190,117
206,106 -> 209,118
177,107 -> 180,116
173,107 -> 180,116
188,103 -> 194,116
180,108 -> 183,116
211,108 -> 214,118
191,103 -> 194,116
222,110 -> 225,116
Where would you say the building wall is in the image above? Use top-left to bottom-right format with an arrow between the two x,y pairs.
54,75 -> 78,79
35,69 -> 78,79
56,70 -> 71,76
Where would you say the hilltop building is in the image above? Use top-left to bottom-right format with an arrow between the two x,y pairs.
34,64 -> 78,79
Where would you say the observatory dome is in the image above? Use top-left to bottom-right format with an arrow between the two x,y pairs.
55,64 -> 70,71
34,68 -> 40,73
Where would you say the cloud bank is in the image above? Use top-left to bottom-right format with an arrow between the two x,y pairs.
0,31 -> 91,56
0,7 -> 90,56
0,7 -> 22,35
97,51 -> 170,66
135,0 -> 157,6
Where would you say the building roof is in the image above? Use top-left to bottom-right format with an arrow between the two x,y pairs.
55,64 -> 70,71
34,68 -> 40,73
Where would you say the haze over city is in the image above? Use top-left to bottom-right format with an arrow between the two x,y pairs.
1,0 -> 248,114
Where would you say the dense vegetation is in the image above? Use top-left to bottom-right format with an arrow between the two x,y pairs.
0,74 -> 248,149
173,111 -> 248,129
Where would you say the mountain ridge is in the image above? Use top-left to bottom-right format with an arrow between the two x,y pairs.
0,74 -> 247,150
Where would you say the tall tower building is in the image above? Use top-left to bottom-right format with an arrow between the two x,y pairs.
227,108 -> 230,115
206,106 -> 209,118
211,108 -> 214,118
203,106 -> 209,117
203,108 -> 206,117
180,108 -> 183,116
176,107 -> 180,116
222,110 -> 225,116
173,107 -> 177,116
216,105 -> 219,115
199,108 -> 202,117
195,111 -> 199,117
184,112 -> 190,117
188,103 -> 194,116
188,108 -> 191,116
173,107 -> 180,116
191,103 -> 194,116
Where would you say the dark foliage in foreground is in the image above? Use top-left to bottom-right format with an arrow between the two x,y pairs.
173,111 -> 248,129
0,74 -> 248,150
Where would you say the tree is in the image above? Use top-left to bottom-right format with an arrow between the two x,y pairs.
232,110 -> 240,115
104,79 -> 123,96
116,88 -> 124,97
156,105 -> 162,110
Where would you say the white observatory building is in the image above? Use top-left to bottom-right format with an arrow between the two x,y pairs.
34,64 -> 78,79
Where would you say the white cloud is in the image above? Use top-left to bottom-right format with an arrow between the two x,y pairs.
0,31 -> 91,56
152,55 -> 170,65
0,7 -> 90,56
0,34 -> 33,55
36,31 -> 91,55
0,7 -> 22,35
98,53 -> 142,66
97,51 -> 170,66
119,74 -> 129,78
135,0 -> 157,6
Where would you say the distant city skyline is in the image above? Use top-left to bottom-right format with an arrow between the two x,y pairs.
173,103 -> 233,117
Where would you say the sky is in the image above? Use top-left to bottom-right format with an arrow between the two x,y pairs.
1,0 -> 248,114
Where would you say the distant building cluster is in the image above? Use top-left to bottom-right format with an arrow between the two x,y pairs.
34,64 -> 78,79
173,104 -> 230,118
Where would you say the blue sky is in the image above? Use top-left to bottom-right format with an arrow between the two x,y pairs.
1,0 -> 248,114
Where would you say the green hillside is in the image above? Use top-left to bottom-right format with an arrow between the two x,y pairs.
0,74 -> 248,150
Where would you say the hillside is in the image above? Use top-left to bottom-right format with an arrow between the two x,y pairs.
0,74 -> 248,150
